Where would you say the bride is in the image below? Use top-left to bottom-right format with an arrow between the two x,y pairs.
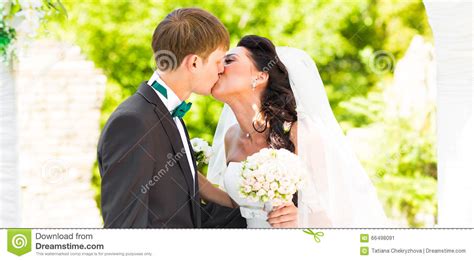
197,35 -> 388,228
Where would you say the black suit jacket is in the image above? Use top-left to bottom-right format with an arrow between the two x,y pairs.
97,81 -> 246,228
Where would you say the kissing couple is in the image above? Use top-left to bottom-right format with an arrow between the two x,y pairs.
97,7 -> 388,228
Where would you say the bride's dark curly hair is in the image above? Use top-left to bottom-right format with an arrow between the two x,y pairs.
237,35 -> 298,153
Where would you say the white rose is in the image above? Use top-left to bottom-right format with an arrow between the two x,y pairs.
244,185 -> 252,193
262,181 -> 270,191
246,177 -> 256,187
280,182 -> 289,190
246,161 -> 258,170
278,187 -> 287,195
195,144 -> 203,152
288,184 -> 297,194
256,189 -> 266,197
268,190 -> 275,199
242,169 -> 252,179
191,138 -> 211,153
252,181 -> 262,191
191,139 -> 200,149
265,172 -> 275,182
204,147 -> 213,158
273,171 -> 283,180
270,182 -> 279,191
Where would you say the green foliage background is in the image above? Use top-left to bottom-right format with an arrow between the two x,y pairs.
48,0 -> 436,227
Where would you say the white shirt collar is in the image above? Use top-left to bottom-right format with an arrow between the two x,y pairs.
147,71 -> 182,113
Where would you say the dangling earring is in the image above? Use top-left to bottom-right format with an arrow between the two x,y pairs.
251,79 -> 257,91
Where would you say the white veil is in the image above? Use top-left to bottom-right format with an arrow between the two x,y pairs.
208,47 -> 388,227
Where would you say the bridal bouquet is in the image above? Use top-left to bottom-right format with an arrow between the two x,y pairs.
190,138 -> 213,166
239,148 -> 306,208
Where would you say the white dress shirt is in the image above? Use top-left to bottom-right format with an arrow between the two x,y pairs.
147,71 -> 195,182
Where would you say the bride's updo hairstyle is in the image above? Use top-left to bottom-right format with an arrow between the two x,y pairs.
237,35 -> 298,153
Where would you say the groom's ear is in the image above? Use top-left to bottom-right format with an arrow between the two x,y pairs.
183,54 -> 202,72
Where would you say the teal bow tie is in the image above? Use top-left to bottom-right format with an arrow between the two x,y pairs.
171,101 -> 192,118
151,80 -> 192,118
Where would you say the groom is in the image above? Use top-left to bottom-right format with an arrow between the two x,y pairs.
97,8 -> 246,228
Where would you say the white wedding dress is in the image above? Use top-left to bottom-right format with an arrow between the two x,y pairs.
223,162 -> 271,228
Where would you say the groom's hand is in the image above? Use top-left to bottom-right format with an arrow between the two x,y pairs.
267,202 -> 298,228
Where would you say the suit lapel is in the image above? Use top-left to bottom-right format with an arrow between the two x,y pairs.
153,107 -> 195,192
137,82 -> 198,226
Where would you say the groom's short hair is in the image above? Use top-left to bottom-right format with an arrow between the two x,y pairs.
152,8 -> 229,70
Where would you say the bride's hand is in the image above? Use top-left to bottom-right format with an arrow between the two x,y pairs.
267,202 -> 298,228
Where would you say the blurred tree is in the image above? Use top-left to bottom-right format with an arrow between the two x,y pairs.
49,0 -> 432,133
